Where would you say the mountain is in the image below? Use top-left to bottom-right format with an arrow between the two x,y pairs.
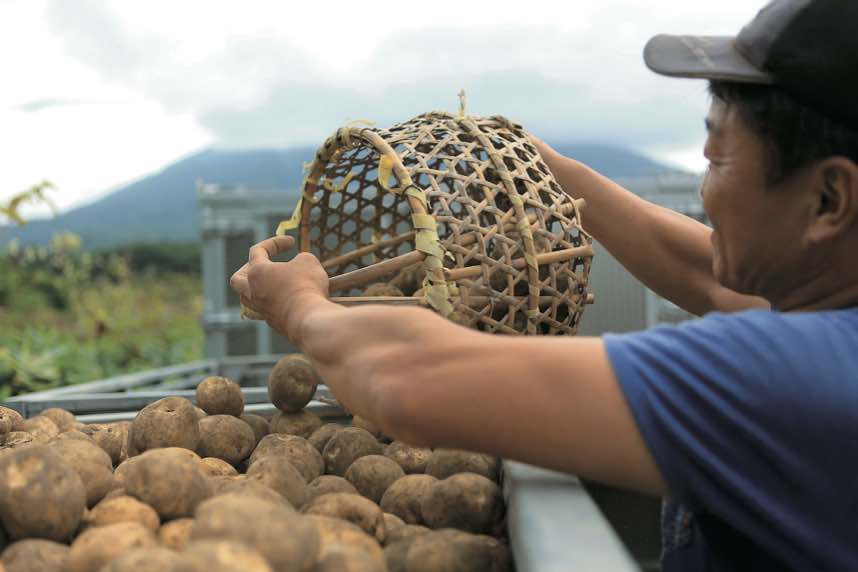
1,143 -> 686,250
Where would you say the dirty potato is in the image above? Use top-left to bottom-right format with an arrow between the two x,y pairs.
80,422 -> 129,466
99,547 -> 191,572
302,492 -> 386,543
308,423 -> 342,452
240,413 -> 270,445
0,445 -> 86,541
48,438 -> 114,507
158,518 -> 195,550
191,493 -> 319,572
183,540 -> 273,572
19,416 -> 59,443
267,354 -> 321,413
345,455 -> 405,504
130,397 -> 200,453
0,539 -> 69,572
384,441 -> 433,474
420,473 -> 503,534
196,415 -> 255,466
322,427 -> 383,477
123,448 -> 212,520
38,408 -> 76,432
379,474 -> 437,525
67,522 -> 157,572
195,376 -> 244,417
305,475 -> 358,507
270,410 -> 322,439
308,515 -> 386,570
199,457 -> 238,477
424,449 -> 500,481
245,455 -> 308,508
84,495 -> 160,532
248,433 -> 324,483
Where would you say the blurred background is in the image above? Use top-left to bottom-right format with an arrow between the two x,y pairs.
1,0 -> 760,398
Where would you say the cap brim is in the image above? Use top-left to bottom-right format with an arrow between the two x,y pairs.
644,34 -> 774,84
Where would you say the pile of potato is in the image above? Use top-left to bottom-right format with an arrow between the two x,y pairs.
0,354 -> 512,572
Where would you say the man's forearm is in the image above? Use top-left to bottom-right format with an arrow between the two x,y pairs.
540,150 -> 765,314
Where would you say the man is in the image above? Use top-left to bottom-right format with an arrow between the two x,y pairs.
231,0 -> 858,569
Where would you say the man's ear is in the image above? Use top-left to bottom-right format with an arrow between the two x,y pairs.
807,157 -> 858,243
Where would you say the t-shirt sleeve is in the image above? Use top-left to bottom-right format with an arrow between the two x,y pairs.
603,310 -> 844,516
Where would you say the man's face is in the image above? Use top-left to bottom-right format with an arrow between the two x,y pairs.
700,99 -> 811,301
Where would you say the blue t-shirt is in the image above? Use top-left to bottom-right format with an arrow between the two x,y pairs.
604,307 -> 858,571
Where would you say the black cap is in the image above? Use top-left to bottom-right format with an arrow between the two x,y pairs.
644,0 -> 858,129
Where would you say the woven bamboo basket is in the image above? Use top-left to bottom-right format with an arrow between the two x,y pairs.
276,107 -> 595,335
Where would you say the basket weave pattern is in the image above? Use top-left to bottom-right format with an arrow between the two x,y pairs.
289,112 -> 594,335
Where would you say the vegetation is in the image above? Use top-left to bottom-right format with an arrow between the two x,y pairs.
0,235 -> 204,400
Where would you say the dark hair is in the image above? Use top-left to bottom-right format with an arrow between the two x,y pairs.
708,81 -> 858,186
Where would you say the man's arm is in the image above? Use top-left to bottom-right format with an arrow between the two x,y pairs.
231,236 -> 668,497
535,140 -> 768,315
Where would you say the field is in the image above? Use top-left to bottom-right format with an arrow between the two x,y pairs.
0,234 -> 204,400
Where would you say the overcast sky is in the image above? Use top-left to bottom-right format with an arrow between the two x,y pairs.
1,0 -> 766,217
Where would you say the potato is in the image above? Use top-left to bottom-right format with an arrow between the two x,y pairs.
38,408 -> 76,431
425,449 -> 500,481
196,376 -> 244,416
322,427 -> 383,476
352,415 -> 384,439
379,474 -> 437,525
80,422 -> 129,466
0,445 -> 86,541
385,524 -> 431,546
196,415 -> 255,466
124,448 -> 212,520
0,432 -> 34,457
268,354 -> 321,413
246,455 -> 308,508
158,517 -> 195,550
308,423 -> 342,452
48,438 -> 114,507
0,417 -> 11,446
249,433 -> 324,483
191,493 -> 319,572
200,457 -> 238,477
183,540 -> 273,572
397,529 -> 512,572
114,447 -> 200,489
67,522 -> 157,572
345,455 -> 405,504
100,547 -> 191,572
102,487 -> 126,501
216,479 -> 293,508
84,495 -> 160,531
270,410 -> 322,439
193,406 -> 207,420
19,416 -> 58,443
308,514 -> 385,562
421,473 -> 503,534
53,429 -> 93,443
302,493 -> 386,543
0,539 -> 69,572
305,475 -> 359,507
363,282 -> 405,297
0,407 -> 24,432
384,442 -> 432,474
383,512 -> 405,533
317,545 -> 387,572
240,413 -> 270,445
130,397 -> 200,453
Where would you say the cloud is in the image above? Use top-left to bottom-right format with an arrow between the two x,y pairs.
43,1 -> 730,156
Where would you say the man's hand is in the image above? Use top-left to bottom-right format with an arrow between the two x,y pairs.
229,235 -> 330,342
